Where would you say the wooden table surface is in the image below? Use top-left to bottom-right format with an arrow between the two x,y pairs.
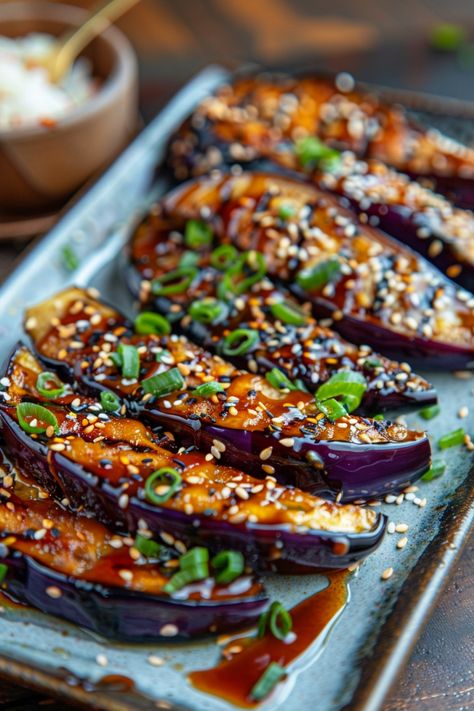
0,1 -> 473,709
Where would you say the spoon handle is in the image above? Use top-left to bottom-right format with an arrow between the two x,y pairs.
53,0 -> 140,81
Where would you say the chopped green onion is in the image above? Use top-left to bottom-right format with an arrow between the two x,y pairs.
278,203 -> 295,220
155,349 -> 172,363
294,136 -> 341,171
16,402 -> 59,435
419,404 -> 441,421
315,371 -> 367,413
317,398 -> 347,421
0,564 -> 7,585
270,300 -> 308,326
373,413 -> 384,421
141,366 -> 184,397
36,372 -> 65,399
188,298 -> 227,324
185,219 -> 213,248
363,358 -> 382,370
180,250 -> 200,268
438,428 -> 465,450
422,459 -> 446,482
61,245 -> 79,272
164,547 -> 209,593
211,550 -> 244,584
100,390 -> 120,412
265,368 -> 298,391
218,251 -> 266,301
210,244 -> 238,271
151,266 -> 198,296
258,601 -> 293,641
250,662 -> 286,702
134,534 -> 162,558
117,343 -> 140,380
221,328 -> 259,356
145,467 -> 182,505
134,312 -> 171,336
296,257 -> 341,292
192,381 -> 225,397
430,23 -> 466,52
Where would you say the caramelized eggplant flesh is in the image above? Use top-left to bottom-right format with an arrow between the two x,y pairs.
0,346 -> 386,571
167,72 -> 474,206
128,200 -> 436,413
0,462 -> 267,641
24,289 -> 430,500
159,173 -> 474,369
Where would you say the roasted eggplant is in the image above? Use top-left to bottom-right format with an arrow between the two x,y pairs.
0,346 -> 386,571
0,457 -> 268,641
128,199 -> 436,414
156,172 -> 474,369
167,72 -> 474,208
24,289 -> 431,500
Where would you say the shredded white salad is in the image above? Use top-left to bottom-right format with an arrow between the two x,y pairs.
0,33 -> 96,131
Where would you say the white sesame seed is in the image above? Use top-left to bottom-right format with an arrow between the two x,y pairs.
381,567 -> 393,580
96,654 -> 108,667
259,446 -> 273,461
387,522 -> 396,534
395,523 -> 409,533
397,537 -> 408,549
160,624 -> 179,637
147,655 -> 165,667
46,586 -> 62,599
279,437 -> 295,448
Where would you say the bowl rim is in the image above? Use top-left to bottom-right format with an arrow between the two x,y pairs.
0,0 -> 137,141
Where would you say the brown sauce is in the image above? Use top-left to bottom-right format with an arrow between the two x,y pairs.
189,570 -> 349,708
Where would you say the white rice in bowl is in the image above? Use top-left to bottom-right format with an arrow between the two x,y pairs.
0,33 -> 96,130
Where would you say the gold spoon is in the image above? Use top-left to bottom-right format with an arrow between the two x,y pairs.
38,0 -> 141,84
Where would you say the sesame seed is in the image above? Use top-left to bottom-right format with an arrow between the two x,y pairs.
279,437 -> 295,448
381,567 -> 394,580
118,569 -> 133,582
458,406 -> 469,419
259,446 -> 273,461
118,494 -> 129,509
235,486 -> 249,500
397,537 -> 408,549
147,655 -> 165,667
49,443 -> 66,452
395,523 -> 409,533
46,586 -> 62,598
160,624 -> 179,637
262,464 -> 275,474
387,522 -> 396,534
96,654 -> 108,667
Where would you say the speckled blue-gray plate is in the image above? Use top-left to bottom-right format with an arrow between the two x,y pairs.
0,67 -> 472,711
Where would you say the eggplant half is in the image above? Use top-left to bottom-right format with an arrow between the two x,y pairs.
167,72 -> 474,208
128,199 -> 436,414
24,289 -> 430,500
0,459 -> 268,641
157,172 -> 474,369
0,345 -> 386,571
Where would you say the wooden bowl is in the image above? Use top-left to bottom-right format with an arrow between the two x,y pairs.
0,1 -> 138,211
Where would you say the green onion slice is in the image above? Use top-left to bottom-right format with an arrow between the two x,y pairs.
151,266 -> 198,296
135,312 -> 171,336
277,203 -> 295,220
363,358 -> 383,370
16,402 -> 59,435
258,600 -> 293,641
36,372 -> 65,399
117,343 -> 140,380
419,404 -> 441,421
61,245 -> 79,272
188,298 -> 227,324
164,547 -> 209,593
100,390 -> 121,412
192,381 -> 225,397
134,534 -> 162,558
0,564 -> 7,585
265,368 -> 298,392
141,366 -> 184,397
438,428 -> 465,450
294,136 -> 341,171
315,371 -> 367,413
185,219 -> 213,248
145,467 -> 182,505
421,459 -> 446,482
317,398 -> 347,422
270,300 -> 308,326
296,257 -> 341,292
211,550 -> 244,584
250,662 -> 286,702
221,328 -> 259,356
210,244 -> 238,271
218,251 -> 266,300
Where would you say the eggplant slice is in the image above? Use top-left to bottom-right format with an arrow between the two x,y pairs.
128,198 -> 436,414
166,73 -> 474,286
156,172 -> 474,369
0,457 -> 268,641
24,289 -> 430,500
0,345 -> 386,572
167,72 -> 474,209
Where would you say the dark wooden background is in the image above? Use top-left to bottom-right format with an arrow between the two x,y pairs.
0,0 -> 473,709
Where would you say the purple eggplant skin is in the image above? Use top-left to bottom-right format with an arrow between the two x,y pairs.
0,411 -> 386,572
0,551 -> 267,642
410,173 -> 474,212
